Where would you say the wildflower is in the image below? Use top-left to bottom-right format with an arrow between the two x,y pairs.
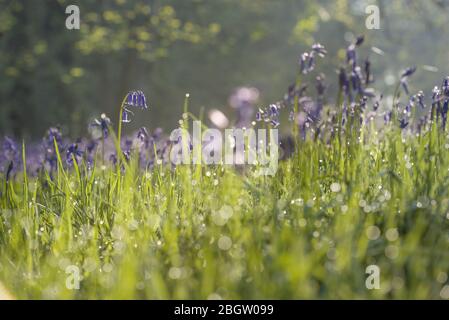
373,94 -> 383,111
416,91 -> 425,109
399,118 -> 409,129
401,66 -> 417,79
91,113 -> 112,138
121,90 -> 148,124
299,44 -> 327,74
66,143 -> 83,166
45,127 -> 63,148
3,137 -> 17,161
43,127 -> 63,171
311,43 -> 327,57
125,90 -> 148,109
299,52 -> 309,74
354,35 -> 365,46
122,109 -> 132,123
137,127 -> 149,142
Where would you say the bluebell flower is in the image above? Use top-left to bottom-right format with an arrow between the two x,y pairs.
122,109 -> 132,123
137,127 -> 149,142
299,44 -> 326,74
3,137 -> 17,161
66,143 -> 83,166
311,43 -> 327,57
43,127 -> 63,171
354,35 -> 365,46
122,90 -> 148,124
399,118 -> 409,129
416,91 -> 425,109
401,66 -> 417,79
125,90 -> 148,109
91,113 -> 112,138
45,127 -> 63,148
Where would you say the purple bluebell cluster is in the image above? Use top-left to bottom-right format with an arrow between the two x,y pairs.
4,37 -> 449,180
122,90 -> 148,124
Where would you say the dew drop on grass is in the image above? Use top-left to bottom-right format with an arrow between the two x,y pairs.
437,272 -> 448,284
386,228 -> 399,241
218,236 -> 232,250
168,267 -> 182,279
366,226 -> 380,240
331,182 -> 341,193
440,285 -> 449,299
385,245 -> 399,259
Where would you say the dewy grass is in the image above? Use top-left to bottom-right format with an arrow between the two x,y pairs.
2,39 -> 449,299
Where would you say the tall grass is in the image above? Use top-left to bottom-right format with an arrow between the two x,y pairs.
1,112 -> 449,299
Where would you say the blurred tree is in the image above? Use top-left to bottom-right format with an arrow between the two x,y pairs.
1,0 -> 449,138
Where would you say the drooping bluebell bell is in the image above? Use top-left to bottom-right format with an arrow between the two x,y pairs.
66,143 -> 83,166
122,109 -> 133,123
125,90 -> 148,109
122,90 -> 148,124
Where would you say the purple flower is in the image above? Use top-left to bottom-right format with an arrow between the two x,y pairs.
399,118 -> 409,129
125,90 -> 148,109
91,113 -> 112,138
3,137 -> 17,161
401,66 -> 417,79
66,143 -> 83,166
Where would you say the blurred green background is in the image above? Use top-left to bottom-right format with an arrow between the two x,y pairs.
1,0 -> 449,139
